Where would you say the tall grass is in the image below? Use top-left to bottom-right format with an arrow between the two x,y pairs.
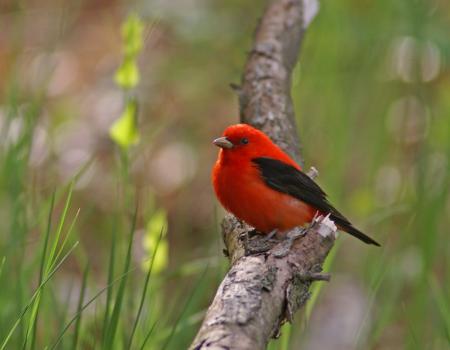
0,11 -> 216,350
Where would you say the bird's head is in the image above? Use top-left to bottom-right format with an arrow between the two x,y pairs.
213,124 -> 280,160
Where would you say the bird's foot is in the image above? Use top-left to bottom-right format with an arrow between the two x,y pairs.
245,229 -> 279,255
272,227 -> 308,258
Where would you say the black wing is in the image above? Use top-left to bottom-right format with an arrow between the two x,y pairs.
252,157 -> 380,246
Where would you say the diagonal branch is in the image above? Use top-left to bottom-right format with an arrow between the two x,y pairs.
190,1 -> 335,349
237,0 -> 318,165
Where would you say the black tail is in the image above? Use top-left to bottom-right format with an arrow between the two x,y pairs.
331,215 -> 381,246
251,157 -> 382,246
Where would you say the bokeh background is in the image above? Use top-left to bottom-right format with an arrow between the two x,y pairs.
0,0 -> 449,349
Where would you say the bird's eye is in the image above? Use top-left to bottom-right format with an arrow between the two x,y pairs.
241,138 -> 249,145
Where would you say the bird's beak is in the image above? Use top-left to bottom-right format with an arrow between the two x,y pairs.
213,137 -> 234,149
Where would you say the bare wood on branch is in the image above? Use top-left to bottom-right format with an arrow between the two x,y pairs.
190,1 -> 336,349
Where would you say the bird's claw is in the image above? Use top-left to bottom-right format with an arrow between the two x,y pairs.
244,227 -> 308,257
263,229 -> 278,242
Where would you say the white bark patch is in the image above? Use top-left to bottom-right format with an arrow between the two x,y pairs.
316,214 -> 337,238
302,0 -> 320,29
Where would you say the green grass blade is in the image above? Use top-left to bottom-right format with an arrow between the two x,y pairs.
0,242 -> 79,350
305,240 -> 339,321
101,223 -> 117,347
44,181 -> 74,275
127,228 -> 164,349
49,208 -> 80,272
71,262 -> 89,350
104,206 -> 138,349
29,191 -> 56,350
139,321 -> 158,350
27,192 -> 77,350
280,323 -> 292,350
21,183 -> 76,349
160,265 -> 209,350
50,262 -> 142,349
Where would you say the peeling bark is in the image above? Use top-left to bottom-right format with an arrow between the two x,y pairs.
190,1 -> 334,349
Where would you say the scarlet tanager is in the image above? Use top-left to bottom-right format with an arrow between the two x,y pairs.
212,124 -> 380,246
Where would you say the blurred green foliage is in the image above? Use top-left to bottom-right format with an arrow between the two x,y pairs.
110,13 -> 143,150
114,13 -> 143,90
143,209 -> 168,274
110,99 -> 140,151
0,0 -> 448,349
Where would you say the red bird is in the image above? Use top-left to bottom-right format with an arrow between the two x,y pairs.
212,124 -> 380,246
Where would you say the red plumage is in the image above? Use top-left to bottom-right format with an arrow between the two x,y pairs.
212,124 -> 380,246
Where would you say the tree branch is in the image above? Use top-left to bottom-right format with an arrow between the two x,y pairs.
190,1 -> 334,349
236,0 -> 318,165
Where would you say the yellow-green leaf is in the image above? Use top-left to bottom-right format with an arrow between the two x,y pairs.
142,209 -> 168,274
114,58 -> 139,89
121,13 -> 144,57
109,100 -> 140,150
